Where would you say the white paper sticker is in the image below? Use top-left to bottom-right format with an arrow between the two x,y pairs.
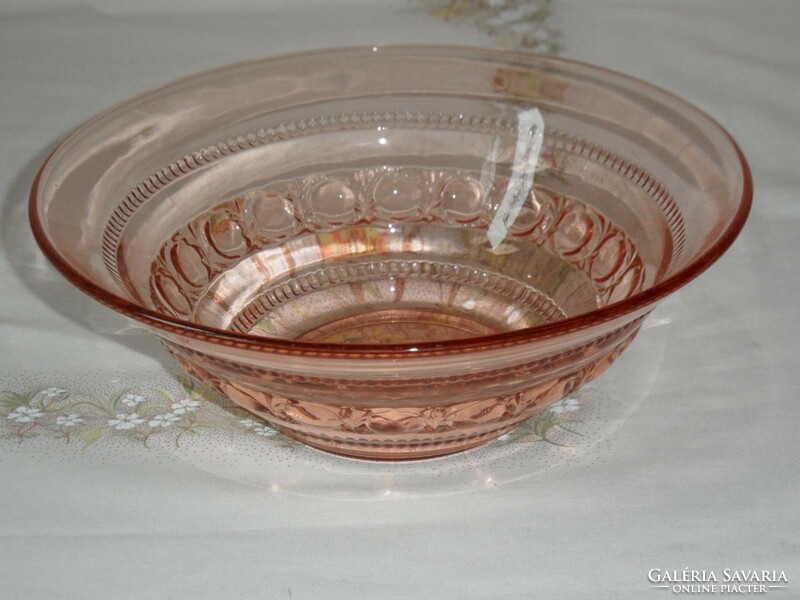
479,135 -> 501,200
486,108 -> 545,248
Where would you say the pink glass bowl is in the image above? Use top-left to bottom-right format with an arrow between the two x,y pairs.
30,46 -> 751,459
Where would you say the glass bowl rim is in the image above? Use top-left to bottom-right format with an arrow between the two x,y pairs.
29,44 -> 753,357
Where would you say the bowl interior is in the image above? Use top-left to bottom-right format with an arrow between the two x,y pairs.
32,47 -> 749,347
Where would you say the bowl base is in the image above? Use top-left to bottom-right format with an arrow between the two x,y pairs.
298,307 -> 500,344
207,222 -> 591,344
277,423 -> 520,460
163,315 -> 644,461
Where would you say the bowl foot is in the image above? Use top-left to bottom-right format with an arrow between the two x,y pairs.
162,318 -> 643,461
277,423 -> 519,460
297,307 -> 499,345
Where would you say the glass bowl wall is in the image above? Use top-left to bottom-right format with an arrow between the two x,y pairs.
30,47 -> 751,459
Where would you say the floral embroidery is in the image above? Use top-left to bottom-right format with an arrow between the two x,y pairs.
416,0 -> 560,53
149,413 -> 180,428
120,393 -> 145,408
1,381 -> 583,450
55,414 -> 82,427
171,398 -> 200,414
108,413 -> 144,430
7,406 -> 44,423
496,392 -> 585,446
0,380 -> 296,449
549,398 -> 581,414
253,424 -> 277,437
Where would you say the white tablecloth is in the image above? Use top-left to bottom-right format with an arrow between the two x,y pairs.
1,1 -> 798,597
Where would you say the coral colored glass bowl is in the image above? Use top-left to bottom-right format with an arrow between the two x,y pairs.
30,46 -> 751,460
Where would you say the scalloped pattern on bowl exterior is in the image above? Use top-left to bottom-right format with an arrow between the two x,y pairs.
165,316 -> 642,459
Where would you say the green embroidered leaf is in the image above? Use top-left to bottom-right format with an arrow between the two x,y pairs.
0,391 -> 30,409
529,411 -> 581,445
78,427 -> 104,448
155,388 -> 174,404
109,390 -> 131,411
185,379 -> 218,403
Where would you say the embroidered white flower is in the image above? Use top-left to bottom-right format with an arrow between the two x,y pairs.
7,406 -> 44,423
239,419 -> 259,428
253,424 -> 277,437
121,393 -> 145,407
148,413 -> 180,428
40,387 -> 66,398
486,4 -> 540,26
55,414 -> 82,427
108,413 -> 144,430
549,398 -> 581,414
171,398 -> 201,415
